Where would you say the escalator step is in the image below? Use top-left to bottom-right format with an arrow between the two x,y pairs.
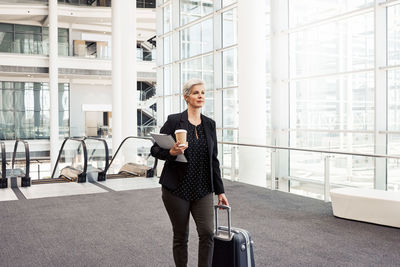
31,177 -> 71,185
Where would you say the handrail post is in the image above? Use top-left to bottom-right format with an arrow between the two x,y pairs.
271,150 -> 276,190
231,146 -> 237,181
324,155 -> 331,202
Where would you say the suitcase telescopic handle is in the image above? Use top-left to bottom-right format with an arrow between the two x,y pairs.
214,205 -> 231,238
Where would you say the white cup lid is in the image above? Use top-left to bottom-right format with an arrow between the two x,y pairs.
175,129 -> 187,134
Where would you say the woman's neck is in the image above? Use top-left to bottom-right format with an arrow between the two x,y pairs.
187,106 -> 201,124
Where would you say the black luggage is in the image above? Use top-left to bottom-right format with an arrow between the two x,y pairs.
212,205 -> 255,267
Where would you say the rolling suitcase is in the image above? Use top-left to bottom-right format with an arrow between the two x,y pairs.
212,205 -> 255,267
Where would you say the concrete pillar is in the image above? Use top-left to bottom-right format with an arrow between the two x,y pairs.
121,0 -> 137,139
237,0 -> 268,187
112,0 -> 122,153
49,0 -> 59,172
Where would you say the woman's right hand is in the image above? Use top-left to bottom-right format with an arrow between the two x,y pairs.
169,142 -> 188,156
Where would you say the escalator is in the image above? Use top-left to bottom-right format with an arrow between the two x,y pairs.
32,137 -> 87,184
0,139 -> 31,188
85,137 -> 109,182
105,136 -> 157,179
8,139 -> 31,187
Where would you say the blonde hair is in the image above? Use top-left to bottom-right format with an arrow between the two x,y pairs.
182,78 -> 205,96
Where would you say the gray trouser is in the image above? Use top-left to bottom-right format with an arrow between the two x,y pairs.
162,187 -> 214,267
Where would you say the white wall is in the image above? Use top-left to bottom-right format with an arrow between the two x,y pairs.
70,83 -> 112,136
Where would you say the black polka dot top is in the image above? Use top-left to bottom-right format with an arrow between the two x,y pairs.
170,121 -> 211,201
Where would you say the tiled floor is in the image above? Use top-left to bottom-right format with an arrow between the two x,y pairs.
18,182 -> 108,199
0,188 -> 18,201
1,177 -> 161,200
97,177 -> 161,191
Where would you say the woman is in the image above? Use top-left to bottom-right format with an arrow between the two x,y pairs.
151,78 -> 229,267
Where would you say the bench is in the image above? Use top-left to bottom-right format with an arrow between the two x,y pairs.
330,187 -> 400,228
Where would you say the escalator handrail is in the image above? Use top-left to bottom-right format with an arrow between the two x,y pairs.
11,139 -> 30,178
1,142 -> 5,180
51,137 -> 88,179
84,137 -> 109,172
105,136 -> 156,174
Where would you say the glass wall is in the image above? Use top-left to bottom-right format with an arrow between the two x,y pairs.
158,0 -> 239,178
158,0 -> 400,197
288,0 -> 376,197
0,82 -> 69,140
0,23 -> 69,56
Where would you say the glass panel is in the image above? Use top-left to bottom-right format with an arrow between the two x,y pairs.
164,66 -> 172,95
1,90 -> 14,110
0,82 -> 68,139
222,88 -> 238,128
180,0 -> 213,26
181,58 -> 202,87
180,19 -> 213,59
164,36 -> 172,64
203,90 -> 214,118
202,19 -> 213,53
291,72 -> 374,131
41,88 -> 50,111
388,70 -> 400,131
59,110 -> 70,137
0,32 -> 13,53
58,83 -> 69,111
164,96 -> 181,116
222,0 -> 235,8
388,134 -> 400,191
15,24 -> 41,34
388,4 -> 400,66
222,48 -> 238,87
15,33 -> 43,54
290,131 -> 374,198
289,13 -> 374,77
15,89 -> 35,112
289,0 -> 374,27
222,8 -> 238,47
181,23 -> 201,59
15,111 -> 34,139
39,111 -> 50,138
203,54 -> 214,88
0,23 -> 13,32
163,4 -> 172,33
0,111 -> 15,139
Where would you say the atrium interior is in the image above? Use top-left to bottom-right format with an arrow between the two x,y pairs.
0,0 -> 399,266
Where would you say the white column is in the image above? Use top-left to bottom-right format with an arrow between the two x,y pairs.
375,0 -> 388,190
271,0 -> 289,190
49,0 -> 59,172
112,0 -> 122,153
237,0 -> 268,187
121,0 -> 137,139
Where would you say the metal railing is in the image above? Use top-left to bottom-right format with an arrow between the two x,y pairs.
11,139 -> 31,186
218,141 -> 400,202
0,142 -> 6,188
84,137 -> 109,181
105,136 -> 157,178
51,137 -> 87,182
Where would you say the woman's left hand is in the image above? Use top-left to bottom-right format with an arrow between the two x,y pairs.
217,193 -> 229,207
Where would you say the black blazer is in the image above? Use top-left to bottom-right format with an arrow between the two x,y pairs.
150,110 -> 225,195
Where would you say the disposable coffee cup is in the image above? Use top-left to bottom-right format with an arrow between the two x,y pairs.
175,129 -> 187,146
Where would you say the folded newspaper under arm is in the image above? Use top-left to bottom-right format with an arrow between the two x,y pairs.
150,132 -> 187,163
